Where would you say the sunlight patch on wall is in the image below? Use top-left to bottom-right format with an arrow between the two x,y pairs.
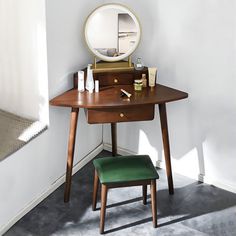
36,22 -> 49,124
171,148 -> 199,180
138,129 -> 158,165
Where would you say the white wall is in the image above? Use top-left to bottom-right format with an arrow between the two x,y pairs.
103,0 -> 236,191
0,0 -> 49,122
0,0 -> 103,233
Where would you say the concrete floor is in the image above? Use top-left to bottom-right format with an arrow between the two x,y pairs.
5,150 -> 236,236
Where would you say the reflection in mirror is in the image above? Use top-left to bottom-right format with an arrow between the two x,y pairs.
118,13 -> 137,55
85,4 -> 141,62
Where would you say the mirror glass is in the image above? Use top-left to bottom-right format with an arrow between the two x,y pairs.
84,4 -> 141,62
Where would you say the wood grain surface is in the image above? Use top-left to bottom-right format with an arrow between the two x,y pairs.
50,84 -> 188,109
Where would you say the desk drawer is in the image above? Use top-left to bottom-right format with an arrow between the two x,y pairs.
86,105 -> 155,124
95,73 -> 134,86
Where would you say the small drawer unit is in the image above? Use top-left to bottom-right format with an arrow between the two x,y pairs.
73,67 -> 148,89
86,105 -> 155,124
94,72 -> 134,86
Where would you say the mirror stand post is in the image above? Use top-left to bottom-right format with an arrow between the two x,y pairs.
94,57 -> 97,69
128,56 -> 132,67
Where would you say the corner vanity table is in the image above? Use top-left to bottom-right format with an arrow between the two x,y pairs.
49,4 -> 188,202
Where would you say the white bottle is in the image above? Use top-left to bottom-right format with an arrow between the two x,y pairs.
86,64 -> 94,93
95,80 -> 99,93
78,71 -> 85,92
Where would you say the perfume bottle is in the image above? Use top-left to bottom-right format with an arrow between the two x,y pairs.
86,64 -> 94,93
134,57 -> 144,70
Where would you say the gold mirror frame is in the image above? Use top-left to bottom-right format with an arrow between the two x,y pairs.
84,4 -> 141,72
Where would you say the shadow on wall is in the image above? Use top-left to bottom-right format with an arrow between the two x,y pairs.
116,99 -> 206,182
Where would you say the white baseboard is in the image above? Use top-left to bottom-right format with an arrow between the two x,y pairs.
103,143 -> 136,156
0,144 -> 103,236
203,176 -> 236,194
157,160 -> 236,194
104,143 -> 236,195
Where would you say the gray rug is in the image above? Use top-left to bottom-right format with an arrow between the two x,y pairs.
5,150 -> 236,236
0,109 -> 47,161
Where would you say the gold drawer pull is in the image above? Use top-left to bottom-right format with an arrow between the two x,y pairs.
114,78 -> 118,83
120,113 -> 124,118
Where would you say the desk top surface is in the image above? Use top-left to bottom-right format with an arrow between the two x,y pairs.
50,84 -> 188,109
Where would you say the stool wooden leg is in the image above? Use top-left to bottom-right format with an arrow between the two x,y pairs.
150,180 -> 157,228
100,184 -> 108,234
92,170 -> 99,211
142,185 -> 147,205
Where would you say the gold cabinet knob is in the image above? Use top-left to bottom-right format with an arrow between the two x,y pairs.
120,113 -> 124,118
114,78 -> 118,83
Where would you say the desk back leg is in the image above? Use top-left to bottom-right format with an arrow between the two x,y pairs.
159,103 -> 174,195
64,108 -> 79,202
111,123 -> 117,156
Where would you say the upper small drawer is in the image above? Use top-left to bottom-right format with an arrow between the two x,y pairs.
95,73 -> 134,86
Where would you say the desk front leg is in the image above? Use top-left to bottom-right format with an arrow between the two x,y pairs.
159,103 -> 174,195
111,123 -> 117,156
64,107 -> 79,202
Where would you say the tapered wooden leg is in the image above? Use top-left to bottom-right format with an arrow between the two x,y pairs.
159,103 -> 174,195
64,108 -> 79,203
142,185 -> 147,205
92,170 -> 99,211
100,184 -> 108,234
111,123 -> 117,156
151,180 -> 157,228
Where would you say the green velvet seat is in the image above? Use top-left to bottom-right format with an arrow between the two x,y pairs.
92,155 -> 159,234
93,155 -> 159,184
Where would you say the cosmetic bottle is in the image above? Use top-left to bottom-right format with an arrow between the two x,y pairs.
95,80 -> 99,93
78,71 -> 85,92
86,64 -> 94,93
148,67 -> 157,87
141,74 -> 147,87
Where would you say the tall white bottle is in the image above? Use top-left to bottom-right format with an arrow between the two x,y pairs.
78,71 -> 85,92
86,64 -> 94,93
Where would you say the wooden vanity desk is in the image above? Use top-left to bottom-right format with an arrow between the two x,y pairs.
50,67 -> 188,202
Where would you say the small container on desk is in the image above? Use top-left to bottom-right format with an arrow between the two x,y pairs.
134,79 -> 143,91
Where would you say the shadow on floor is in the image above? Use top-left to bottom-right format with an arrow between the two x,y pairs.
5,151 -> 236,236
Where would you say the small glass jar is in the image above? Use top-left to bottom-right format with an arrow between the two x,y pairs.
134,79 -> 143,91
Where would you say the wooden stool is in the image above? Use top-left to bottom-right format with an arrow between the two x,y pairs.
92,155 -> 159,234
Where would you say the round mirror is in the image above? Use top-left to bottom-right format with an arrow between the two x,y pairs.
84,4 -> 141,62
